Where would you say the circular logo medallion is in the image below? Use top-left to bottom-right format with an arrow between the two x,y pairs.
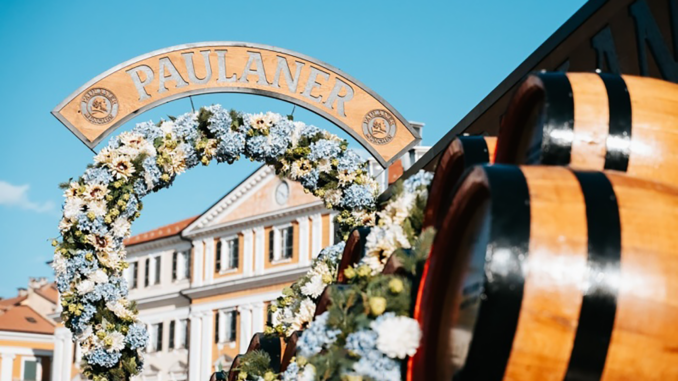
362,109 -> 397,145
80,88 -> 119,125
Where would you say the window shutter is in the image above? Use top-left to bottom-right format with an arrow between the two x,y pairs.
172,252 -> 178,280
284,227 -> 294,259
229,311 -> 237,342
214,312 -> 220,343
157,323 -> 163,351
215,240 -> 222,272
144,259 -> 150,287
132,262 -> 138,289
169,321 -> 175,349
268,230 -> 275,261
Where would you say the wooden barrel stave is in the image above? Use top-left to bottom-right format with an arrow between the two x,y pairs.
423,136 -> 496,230
243,332 -> 282,373
410,164 -> 678,381
280,330 -> 303,372
335,227 -> 371,284
496,72 -> 678,188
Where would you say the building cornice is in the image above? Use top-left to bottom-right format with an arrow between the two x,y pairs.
0,330 -> 54,344
134,291 -> 191,309
181,266 -> 309,301
126,234 -> 192,255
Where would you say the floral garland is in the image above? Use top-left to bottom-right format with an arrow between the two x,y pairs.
269,242 -> 345,337
234,171 -> 435,380
52,105 -> 379,381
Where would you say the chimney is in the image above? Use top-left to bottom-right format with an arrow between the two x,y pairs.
388,159 -> 404,185
17,288 -> 28,297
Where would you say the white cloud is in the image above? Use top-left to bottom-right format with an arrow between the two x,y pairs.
0,181 -> 55,213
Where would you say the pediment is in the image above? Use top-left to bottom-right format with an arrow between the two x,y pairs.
184,165 -> 320,234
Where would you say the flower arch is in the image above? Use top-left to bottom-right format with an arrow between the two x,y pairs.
52,105 -> 379,380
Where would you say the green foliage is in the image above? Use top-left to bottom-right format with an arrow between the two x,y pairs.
237,350 -> 272,378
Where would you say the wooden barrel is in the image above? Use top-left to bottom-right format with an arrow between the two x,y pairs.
226,355 -> 242,381
335,227 -> 371,284
495,72 -> 678,187
209,370 -> 227,381
280,330 -> 303,372
423,136 -> 496,230
244,332 -> 282,373
410,164 -> 678,381
313,285 -> 350,317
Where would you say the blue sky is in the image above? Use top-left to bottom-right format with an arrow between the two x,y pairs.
0,0 -> 586,297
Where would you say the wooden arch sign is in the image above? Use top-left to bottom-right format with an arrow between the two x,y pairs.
52,42 -> 420,167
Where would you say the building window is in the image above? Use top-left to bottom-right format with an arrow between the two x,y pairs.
169,320 -> 175,349
216,310 -> 237,343
144,258 -> 150,287
22,358 -> 39,381
217,237 -> 240,272
269,226 -> 294,262
128,262 -> 138,289
281,226 -> 293,259
172,250 -> 191,281
151,322 -> 163,352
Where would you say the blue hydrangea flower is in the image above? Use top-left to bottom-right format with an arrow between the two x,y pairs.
126,324 -> 149,350
67,250 -> 98,277
142,157 -> 161,191
341,184 -> 375,209
300,124 -> 322,139
300,169 -> 319,190
337,150 -> 366,172
351,351 -> 401,381
133,179 -> 149,197
122,195 -> 138,219
280,362 -> 299,381
86,348 -> 122,368
403,170 -> 434,193
216,131 -> 246,163
245,134 -> 289,162
297,312 -> 341,358
308,140 -> 341,162
179,143 -> 199,168
316,242 -> 345,263
71,304 -> 97,333
132,120 -> 163,141
345,330 -> 379,356
82,167 -> 114,185
56,273 -> 71,293
76,215 -> 108,235
205,105 -> 233,138
173,112 -> 199,141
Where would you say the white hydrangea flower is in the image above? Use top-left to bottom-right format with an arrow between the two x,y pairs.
104,331 -> 126,351
97,250 -> 121,270
52,253 -> 68,276
324,189 -> 343,207
87,200 -> 108,217
301,275 -> 325,298
378,192 -> 416,227
89,269 -> 109,284
371,315 -> 421,359
77,280 -> 95,295
63,197 -> 85,219
290,298 -> 316,333
298,365 -> 316,381
160,120 -> 175,136
111,217 -> 131,238
107,300 -> 134,319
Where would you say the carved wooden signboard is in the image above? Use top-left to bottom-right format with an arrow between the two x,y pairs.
52,42 -> 420,167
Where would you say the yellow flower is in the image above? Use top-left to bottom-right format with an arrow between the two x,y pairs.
369,296 -> 387,316
356,265 -> 371,278
343,267 -> 356,280
264,371 -> 276,381
389,278 -> 404,294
